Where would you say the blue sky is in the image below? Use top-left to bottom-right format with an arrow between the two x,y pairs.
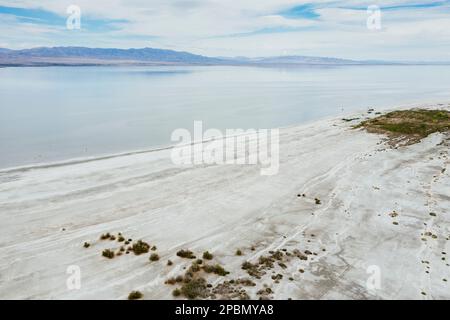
0,1 -> 449,60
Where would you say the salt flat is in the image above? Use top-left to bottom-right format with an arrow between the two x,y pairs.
0,104 -> 449,300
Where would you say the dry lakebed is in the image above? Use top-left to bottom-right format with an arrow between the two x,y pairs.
0,103 -> 449,300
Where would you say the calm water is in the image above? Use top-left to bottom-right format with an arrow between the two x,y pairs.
1,65 -> 450,169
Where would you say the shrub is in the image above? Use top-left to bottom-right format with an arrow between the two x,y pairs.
167,260 -> 173,266
177,249 -> 196,259
235,249 -> 242,256
202,264 -> 229,276
241,261 -> 261,278
202,251 -> 213,260
149,253 -> 160,262
83,242 -> 90,248
189,262 -> 201,273
172,289 -> 181,297
151,245 -> 157,251
128,291 -> 143,300
100,233 -> 111,240
102,249 -> 114,259
118,235 -> 125,242
271,274 -> 283,280
180,278 -> 208,299
132,240 -> 150,255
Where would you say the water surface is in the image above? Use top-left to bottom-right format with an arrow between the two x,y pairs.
1,65 -> 450,169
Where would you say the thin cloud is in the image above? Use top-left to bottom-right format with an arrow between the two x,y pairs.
0,0 -> 448,60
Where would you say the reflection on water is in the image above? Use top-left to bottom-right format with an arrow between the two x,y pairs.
1,65 -> 450,169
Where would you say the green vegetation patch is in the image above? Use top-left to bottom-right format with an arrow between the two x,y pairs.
356,109 -> 450,145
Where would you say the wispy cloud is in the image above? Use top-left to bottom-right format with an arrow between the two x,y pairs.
0,1 -> 449,60
0,5 -> 128,32
279,4 -> 320,19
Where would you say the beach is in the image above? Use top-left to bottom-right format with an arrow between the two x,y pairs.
0,103 -> 449,300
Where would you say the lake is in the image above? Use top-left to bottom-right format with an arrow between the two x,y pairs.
1,65 -> 450,169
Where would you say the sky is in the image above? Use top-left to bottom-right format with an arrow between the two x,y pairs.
0,0 -> 449,61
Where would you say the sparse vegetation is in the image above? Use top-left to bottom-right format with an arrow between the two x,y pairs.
128,291 -> 143,300
202,251 -> 213,260
271,274 -> 283,281
177,249 -> 196,259
100,233 -> 111,240
149,253 -> 160,261
132,240 -> 150,255
241,261 -> 261,278
102,249 -> 115,259
356,109 -> 450,145
202,264 -> 229,276
172,288 -> 181,297
180,278 -> 208,299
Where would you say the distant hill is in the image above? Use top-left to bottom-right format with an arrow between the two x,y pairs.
0,47 -> 226,66
0,46 -> 419,67
235,55 -> 363,65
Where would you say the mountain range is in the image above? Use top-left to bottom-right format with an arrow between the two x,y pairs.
0,46 -> 432,67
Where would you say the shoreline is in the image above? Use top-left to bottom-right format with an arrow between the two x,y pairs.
0,102 -> 449,300
2,100 -> 448,174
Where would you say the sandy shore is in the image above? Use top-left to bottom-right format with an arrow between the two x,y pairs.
0,103 -> 449,300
